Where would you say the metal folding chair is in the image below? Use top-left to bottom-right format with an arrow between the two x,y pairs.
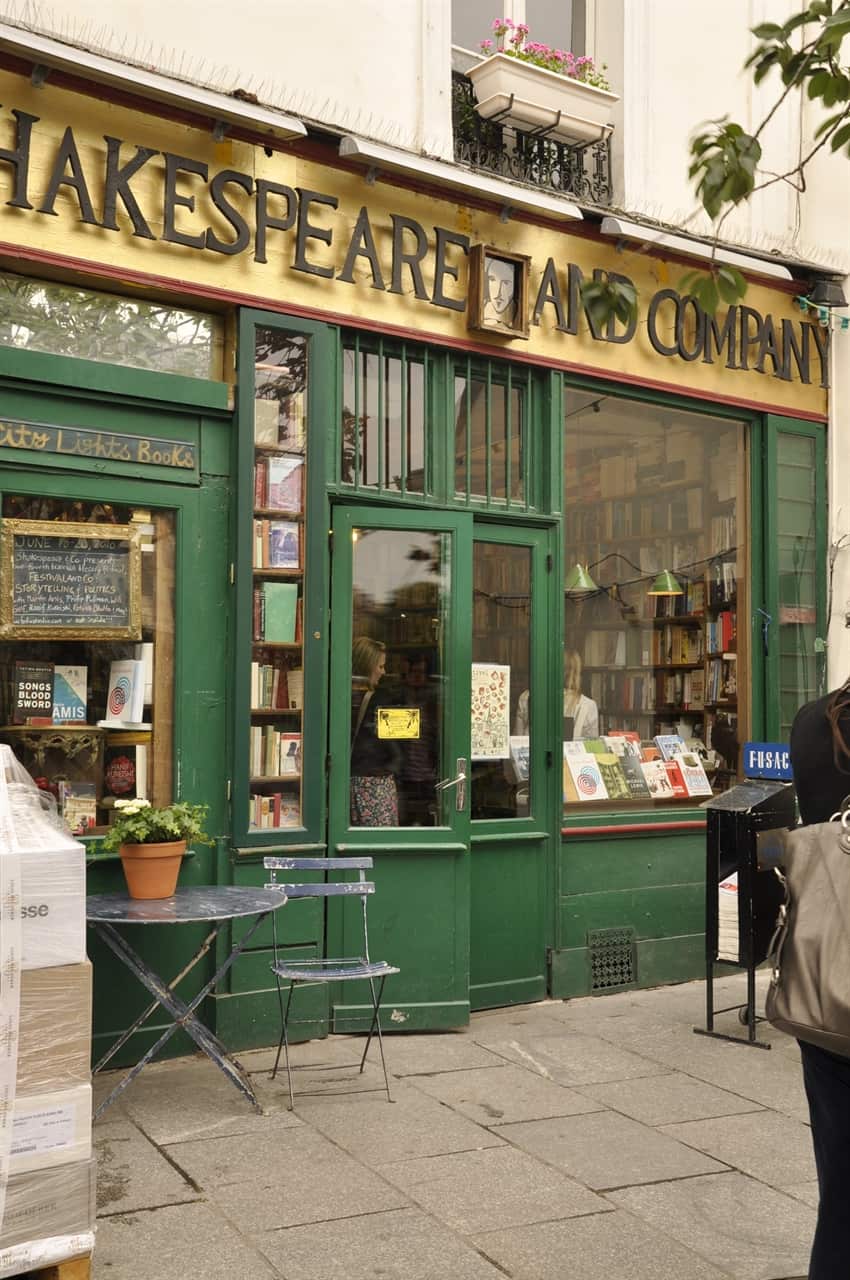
263,855 -> 399,1108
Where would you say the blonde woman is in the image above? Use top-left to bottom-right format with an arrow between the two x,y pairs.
350,637 -> 400,826
514,649 -> 599,740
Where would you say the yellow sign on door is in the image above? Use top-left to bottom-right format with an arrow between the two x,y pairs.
377,708 -> 421,739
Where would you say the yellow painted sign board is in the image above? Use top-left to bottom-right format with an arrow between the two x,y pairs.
0,69 -> 827,420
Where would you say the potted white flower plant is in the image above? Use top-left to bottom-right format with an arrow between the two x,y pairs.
467,18 -> 618,146
101,798 -> 213,900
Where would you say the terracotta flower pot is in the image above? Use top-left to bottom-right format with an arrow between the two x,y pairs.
119,839 -> 187,900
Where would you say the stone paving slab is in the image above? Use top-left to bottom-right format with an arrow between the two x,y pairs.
579,1071 -> 764,1126
659,1111 -> 817,1188
110,1055 -> 302,1145
296,1083 -> 505,1165
96,1200 -> 283,1278
473,1030 -> 670,1085
473,1207 -> 731,1280
168,1124 -> 408,1231
258,1206 -> 507,1279
94,1117 -> 201,1216
621,1029 -> 812,1121
377,1143 -> 609,1233
609,1171 -> 816,1280
499,1108 -> 728,1189
366,1031 -> 505,1076
408,1062 -> 604,1125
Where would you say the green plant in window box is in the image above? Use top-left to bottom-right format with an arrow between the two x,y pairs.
102,799 -> 213,900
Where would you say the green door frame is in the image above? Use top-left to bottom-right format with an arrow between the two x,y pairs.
327,503 -> 473,1030
763,415 -> 828,739
469,519 -> 557,1009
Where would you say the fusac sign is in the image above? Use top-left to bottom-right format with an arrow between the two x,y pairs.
0,105 -> 828,389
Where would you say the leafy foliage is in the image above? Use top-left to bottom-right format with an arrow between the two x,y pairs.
102,799 -> 214,853
679,265 -> 748,314
579,277 -> 638,330
691,1 -> 850,224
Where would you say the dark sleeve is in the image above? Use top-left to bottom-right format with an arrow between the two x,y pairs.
790,694 -> 850,825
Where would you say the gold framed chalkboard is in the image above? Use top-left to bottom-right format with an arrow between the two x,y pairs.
0,519 -> 142,639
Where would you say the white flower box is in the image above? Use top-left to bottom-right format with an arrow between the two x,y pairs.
467,52 -> 618,145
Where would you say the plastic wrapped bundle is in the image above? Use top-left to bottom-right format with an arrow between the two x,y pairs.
0,747 -> 87,970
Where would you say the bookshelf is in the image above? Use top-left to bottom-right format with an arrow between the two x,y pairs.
564,421 -> 744,796
248,334 -> 307,831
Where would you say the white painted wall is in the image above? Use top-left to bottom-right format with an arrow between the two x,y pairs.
0,0 -> 455,156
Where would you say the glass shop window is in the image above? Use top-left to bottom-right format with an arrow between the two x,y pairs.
562,390 -> 749,811
0,495 -> 175,837
0,271 -> 222,378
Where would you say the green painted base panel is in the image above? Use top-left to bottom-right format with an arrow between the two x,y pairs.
332,1000 -> 470,1033
549,933 -> 706,999
470,975 -> 547,1012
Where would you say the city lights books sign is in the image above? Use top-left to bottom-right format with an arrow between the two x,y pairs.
0,519 -> 142,639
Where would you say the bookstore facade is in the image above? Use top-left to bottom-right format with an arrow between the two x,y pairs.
0,59 -> 828,1054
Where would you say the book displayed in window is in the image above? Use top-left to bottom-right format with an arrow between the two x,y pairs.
59,780 -> 97,835
0,495 -> 173,838
102,659 -> 146,726
13,660 -> 54,724
52,665 -> 87,724
247,329 -> 309,834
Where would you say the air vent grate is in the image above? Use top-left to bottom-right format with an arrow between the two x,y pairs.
587,927 -> 637,994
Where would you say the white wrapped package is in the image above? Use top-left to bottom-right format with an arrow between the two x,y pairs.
19,848 -> 86,971
17,964 -> 92,1096
0,1157 -> 94,1252
0,750 -> 86,970
10,1085 -> 92,1176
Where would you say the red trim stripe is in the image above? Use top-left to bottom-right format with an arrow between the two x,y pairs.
563,820 -> 707,837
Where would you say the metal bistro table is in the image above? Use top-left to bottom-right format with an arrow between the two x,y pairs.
87,886 -> 287,1119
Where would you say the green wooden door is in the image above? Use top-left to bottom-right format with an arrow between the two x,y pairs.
328,505 -> 473,1030
327,507 -> 556,1026
763,417 -> 828,740
469,524 -> 554,1010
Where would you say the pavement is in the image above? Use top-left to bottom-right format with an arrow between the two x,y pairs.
91,971 -> 816,1280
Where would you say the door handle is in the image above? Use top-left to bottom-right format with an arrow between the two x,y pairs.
435,758 -> 467,812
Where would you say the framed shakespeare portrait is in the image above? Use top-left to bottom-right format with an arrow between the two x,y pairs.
468,245 -> 530,339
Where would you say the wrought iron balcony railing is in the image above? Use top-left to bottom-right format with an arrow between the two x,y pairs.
451,71 -> 612,206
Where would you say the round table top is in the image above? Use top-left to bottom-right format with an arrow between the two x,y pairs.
86,885 -> 287,924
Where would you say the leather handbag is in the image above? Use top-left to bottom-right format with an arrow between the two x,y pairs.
765,797 -> 850,1056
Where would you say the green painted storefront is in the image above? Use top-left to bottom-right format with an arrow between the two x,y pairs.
0,309 -> 827,1062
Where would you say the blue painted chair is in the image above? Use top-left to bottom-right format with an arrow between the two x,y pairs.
263,856 -> 399,1108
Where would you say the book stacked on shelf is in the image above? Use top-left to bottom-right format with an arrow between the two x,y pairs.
709,560 -> 737,607
706,655 -> 737,703
249,793 -> 301,829
650,580 -> 705,618
101,659 -> 146,727
651,625 -> 704,666
253,518 -> 301,569
249,727 -> 301,778
250,661 -> 290,710
102,733 -> 148,803
254,454 -> 304,511
706,611 -> 736,654
252,581 -> 300,643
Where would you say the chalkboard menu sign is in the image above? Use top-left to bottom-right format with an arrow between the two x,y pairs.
0,519 -> 142,639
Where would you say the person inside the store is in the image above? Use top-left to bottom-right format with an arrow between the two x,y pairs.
514,649 -> 599,741
350,636 -> 401,826
398,651 -> 439,825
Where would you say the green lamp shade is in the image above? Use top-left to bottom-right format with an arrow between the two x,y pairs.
647,569 -> 683,596
564,564 -> 598,593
